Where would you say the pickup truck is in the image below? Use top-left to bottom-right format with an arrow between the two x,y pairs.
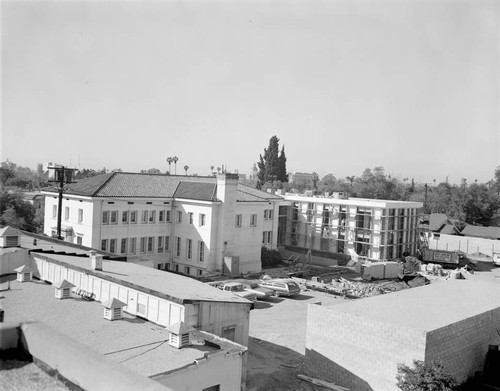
208,281 -> 257,302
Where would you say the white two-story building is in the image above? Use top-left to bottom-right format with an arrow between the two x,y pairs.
42,172 -> 282,275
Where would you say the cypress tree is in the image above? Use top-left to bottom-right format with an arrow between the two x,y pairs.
257,136 -> 285,189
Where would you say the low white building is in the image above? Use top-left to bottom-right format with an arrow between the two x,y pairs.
31,250 -> 253,346
42,172 -> 282,275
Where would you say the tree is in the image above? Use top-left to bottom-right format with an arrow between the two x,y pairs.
396,360 -> 457,391
0,191 -> 40,232
277,146 -> 288,182
184,165 -> 189,175
257,135 -> 285,189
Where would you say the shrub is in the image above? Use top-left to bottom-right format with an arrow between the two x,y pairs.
261,247 -> 282,268
396,360 -> 457,391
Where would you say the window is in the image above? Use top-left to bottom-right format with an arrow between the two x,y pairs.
78,208 -> 83,223
185,266 -> 190,275
110,211 -> 118,224
109,239 -> 116,253
165,236 -> 170,251
197,269 -> 203,276
52,205 -> 57,218
102,211 -> 109,224
129,238 -> 136,254
77,235 -> 83,245
166,210 -> 171,222
189,212 -> 194,224
142,211 -> 148,224
199,214 -> 206,226
140,237 -> 146,253
267,231 -> 272,244
263,232 -> 266,244
268,209 -> 273,219
187,239 -> 192,259
198,241 -> 205,262
101,239 -> 108,252
264,210 -> 268,220
235,214 -> 242,228
149,211 -> 156,223
122,211 -> 129,223
262,231 -> 272,244
250,214 -> 257,227
64,206 -> 69,221
147,237 -> 154,252
176,237 -> 181,257
130,211 -> 137,224
158,236 -> 164,252
177,211 -> 183,223
159,210 -> 165,223
121,238 -> 127,254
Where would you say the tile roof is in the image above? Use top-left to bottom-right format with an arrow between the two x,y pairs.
461,225 -> 500,240
174,182 -> 217,201
43,172 -> 283,203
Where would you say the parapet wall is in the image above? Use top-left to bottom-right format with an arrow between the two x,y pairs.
1,322 -> 171,391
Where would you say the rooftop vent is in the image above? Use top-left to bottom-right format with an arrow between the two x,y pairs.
0,226 -> 20,248
101,298 -> 127,321
53,279 -> 75,300
166,321 -> 196,349
14,265 -> 36,283
89,250 -> 103,271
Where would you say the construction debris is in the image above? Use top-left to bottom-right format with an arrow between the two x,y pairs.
297,374 -> 350,391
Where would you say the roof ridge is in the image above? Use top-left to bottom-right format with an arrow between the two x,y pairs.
92,172 -> 117,196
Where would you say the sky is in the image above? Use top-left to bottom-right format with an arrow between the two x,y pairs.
1,0 -> 499,184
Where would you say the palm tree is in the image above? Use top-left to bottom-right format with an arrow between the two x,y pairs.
184,165 -> 189,175
210,165 -> 214,174
166,157 -> 173,174
217,167 -> 221,174
173,156 -> 178,175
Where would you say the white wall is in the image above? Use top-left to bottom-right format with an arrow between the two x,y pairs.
153,348 -> 244,391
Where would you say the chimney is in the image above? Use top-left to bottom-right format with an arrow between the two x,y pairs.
89,250 -> 103,271
166,322 -> 196,349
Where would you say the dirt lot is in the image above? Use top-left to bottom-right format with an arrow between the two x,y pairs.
246,288 -> 347,391
245,261 -> 500,391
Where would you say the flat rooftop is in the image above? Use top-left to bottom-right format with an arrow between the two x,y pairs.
1,280 -> 243,377
283,193 -> 423,209
32,252 -> 251,305
324,279 -> 500,332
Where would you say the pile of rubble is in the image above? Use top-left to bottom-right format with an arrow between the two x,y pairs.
303,275 -> 429,299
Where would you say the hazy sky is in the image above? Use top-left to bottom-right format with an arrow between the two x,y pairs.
1,0 -> 499,184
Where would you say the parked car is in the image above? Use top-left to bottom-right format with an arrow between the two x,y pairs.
208,281 -> 257,302
235,280 -> 275,300
258,279 -> 301,297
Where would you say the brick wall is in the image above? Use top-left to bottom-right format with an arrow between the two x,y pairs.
425,308 -> 500,383
305,304 -> 426,391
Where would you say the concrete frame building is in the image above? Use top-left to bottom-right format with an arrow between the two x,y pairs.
305,280 -> 500,391
42,172 -> 282,275
279,193 -> 423,260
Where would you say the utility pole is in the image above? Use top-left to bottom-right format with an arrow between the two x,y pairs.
48,166 -> 76,240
